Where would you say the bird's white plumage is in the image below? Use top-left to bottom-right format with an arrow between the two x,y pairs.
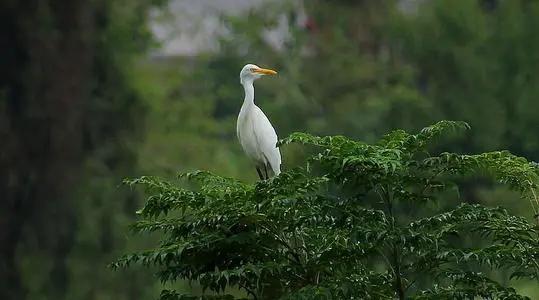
237,64 -> 281,178
237,102 -> 281,175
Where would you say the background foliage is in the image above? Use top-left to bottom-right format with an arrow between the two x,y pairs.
1,0 -> 539,299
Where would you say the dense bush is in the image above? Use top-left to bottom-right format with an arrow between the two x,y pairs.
113,121 -> 539,299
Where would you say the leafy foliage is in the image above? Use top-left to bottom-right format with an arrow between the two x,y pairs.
114,121 -> 539,299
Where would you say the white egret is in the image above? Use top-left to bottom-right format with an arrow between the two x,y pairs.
237,64 -> 281,180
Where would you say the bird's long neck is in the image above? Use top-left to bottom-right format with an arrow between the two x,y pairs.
242,81 -> 255,108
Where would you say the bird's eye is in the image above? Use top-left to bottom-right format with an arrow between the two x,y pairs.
250,68 -> 256,72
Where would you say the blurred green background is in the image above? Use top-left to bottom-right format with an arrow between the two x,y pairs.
1,0 -> 538,299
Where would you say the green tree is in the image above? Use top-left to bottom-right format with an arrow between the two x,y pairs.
114,121 -> 539,299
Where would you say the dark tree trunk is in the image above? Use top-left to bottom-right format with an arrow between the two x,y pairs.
0,0 -> 95,298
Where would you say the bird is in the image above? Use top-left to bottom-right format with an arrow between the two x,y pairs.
237,64 -> 281,180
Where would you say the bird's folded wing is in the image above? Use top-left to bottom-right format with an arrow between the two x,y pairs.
253,107 -> 281,174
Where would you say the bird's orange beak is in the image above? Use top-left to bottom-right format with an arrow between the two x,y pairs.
253,68 -> 277,75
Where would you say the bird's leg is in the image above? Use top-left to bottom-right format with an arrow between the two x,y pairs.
256,166 -> 264,180
263,164 -> 269,180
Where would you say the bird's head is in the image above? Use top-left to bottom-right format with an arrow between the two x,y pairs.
240,64 -> 277,85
